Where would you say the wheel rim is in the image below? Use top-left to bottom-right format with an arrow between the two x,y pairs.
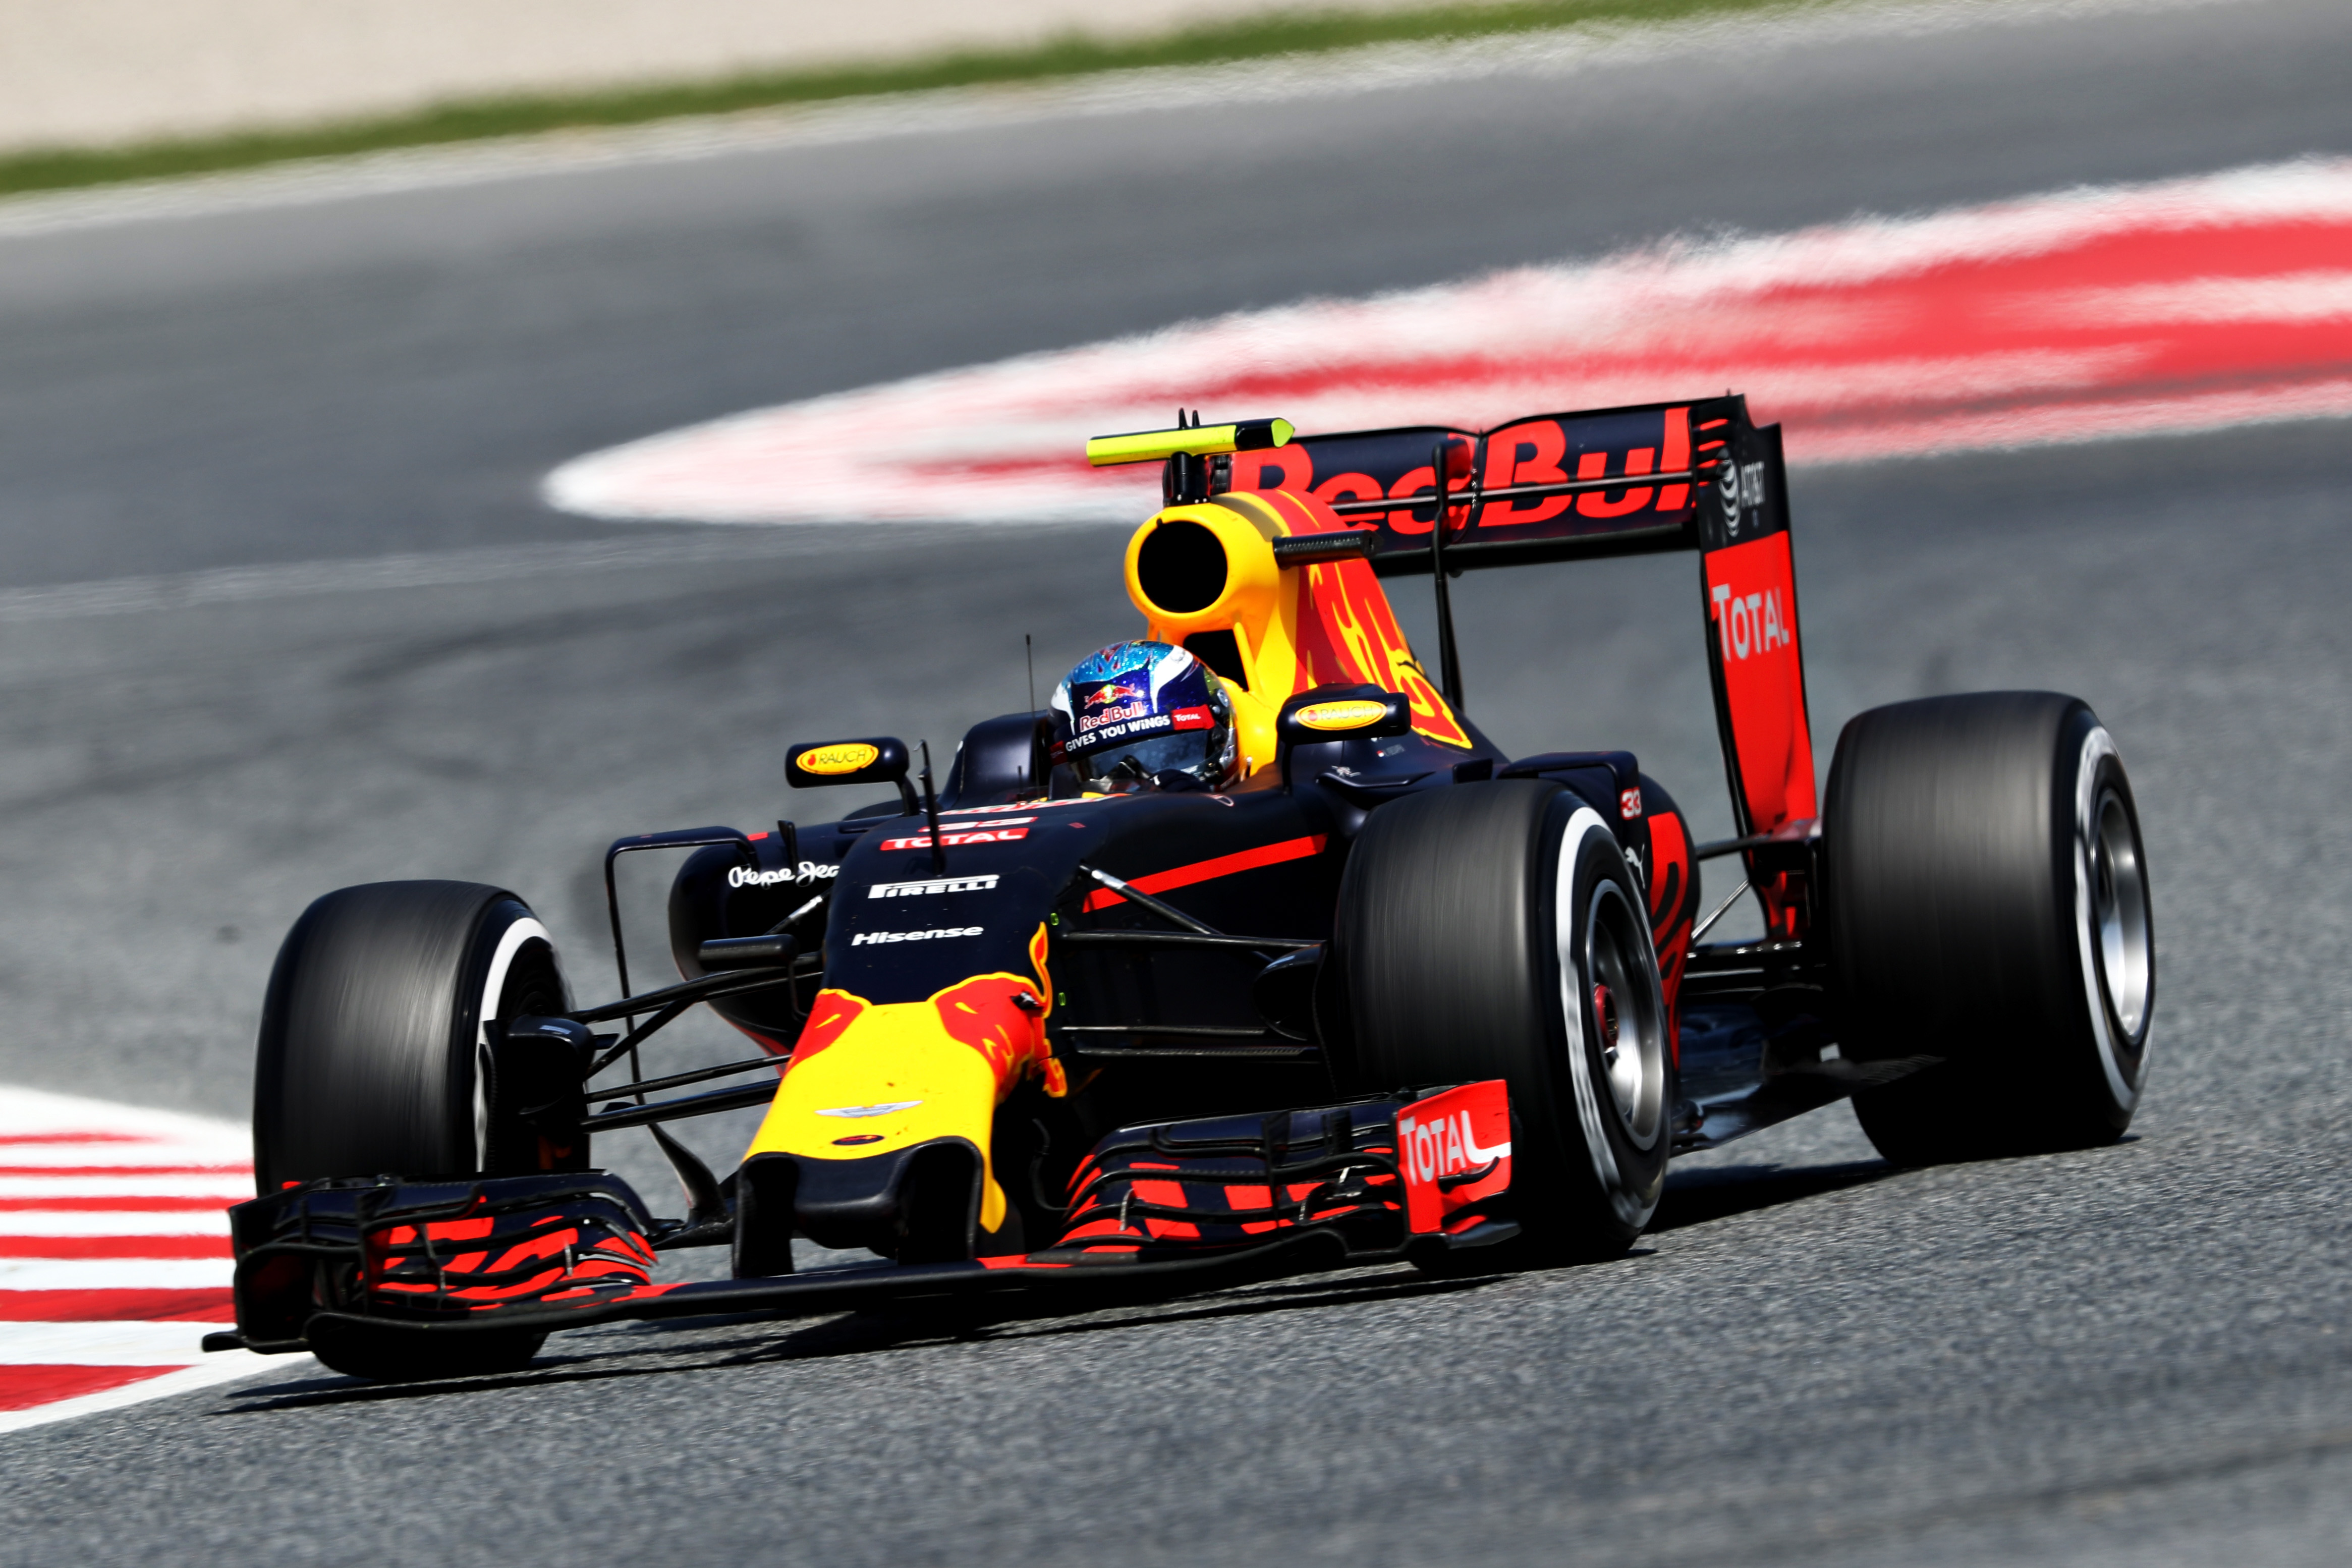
471,913 -> 566,1170
1583,882 -> 1665,1145
2088,787 -> 2151,1039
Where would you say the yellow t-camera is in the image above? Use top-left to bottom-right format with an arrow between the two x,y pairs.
1085,417 -> 1295,468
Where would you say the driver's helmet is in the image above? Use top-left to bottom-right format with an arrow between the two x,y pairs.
1049,640 -> 1239,792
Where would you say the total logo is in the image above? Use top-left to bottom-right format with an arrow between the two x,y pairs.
728,861 -> 840,889
877,823 -> 1030,852
1395,1105 -> 1510,1185
1711,583 -> 1792,663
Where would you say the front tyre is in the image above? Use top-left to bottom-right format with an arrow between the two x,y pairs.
254,880 -> 572,1189
252,880 -> 570,1380
1336,781 -> 1673,1260
1825,692 -> 2155,1164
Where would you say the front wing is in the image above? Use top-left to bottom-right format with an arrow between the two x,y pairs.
211,1082 -> 1518,1356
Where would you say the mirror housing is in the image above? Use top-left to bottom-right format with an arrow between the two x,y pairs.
1275,686 -> 1413,787
787,737 -> 918,811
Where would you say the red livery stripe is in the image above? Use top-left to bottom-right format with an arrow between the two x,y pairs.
1080,835 -> 1327,913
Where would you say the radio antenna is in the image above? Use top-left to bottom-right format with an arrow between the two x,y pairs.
918,741 -> 945,875
1026,634 -> 1037,714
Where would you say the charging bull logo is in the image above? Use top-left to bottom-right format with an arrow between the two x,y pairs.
745,927 -> 1062,1236
1084,682 -> 1144,708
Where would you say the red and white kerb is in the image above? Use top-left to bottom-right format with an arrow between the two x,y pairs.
0,1086 -> 273,1433
546,157 -> 2352,527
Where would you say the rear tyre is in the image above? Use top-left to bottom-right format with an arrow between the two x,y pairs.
252,880 -> 570,1379
1336,780 -> 1673,1261
1825,692 -> 2154,1165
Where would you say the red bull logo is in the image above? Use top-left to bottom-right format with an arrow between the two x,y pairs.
1084,682 -> 1145,708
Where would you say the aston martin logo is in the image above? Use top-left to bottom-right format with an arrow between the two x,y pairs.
814,1101 -> 922,1118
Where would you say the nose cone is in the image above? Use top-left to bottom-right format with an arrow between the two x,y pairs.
743,973 -> 1059,1256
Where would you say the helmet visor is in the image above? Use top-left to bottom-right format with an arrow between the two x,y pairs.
1076,731 -> 1218,789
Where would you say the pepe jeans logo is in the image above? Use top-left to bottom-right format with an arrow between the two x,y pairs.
728,861 -> 838,888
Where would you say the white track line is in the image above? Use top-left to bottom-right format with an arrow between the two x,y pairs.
0,1211 -> 244,1238
0,1258 -> 234,1291
0,1321 -> 236,1366
0,1175 -> 255,1200
0,529 -> 857,627
0,1145 -> 248,1167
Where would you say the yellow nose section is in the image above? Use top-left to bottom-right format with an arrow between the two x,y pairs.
745,967 -> 1061,1237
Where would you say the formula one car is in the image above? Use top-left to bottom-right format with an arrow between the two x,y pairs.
210,396 -> 2155,1381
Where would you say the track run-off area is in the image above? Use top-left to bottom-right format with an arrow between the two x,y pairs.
0,1 -> 2348,1562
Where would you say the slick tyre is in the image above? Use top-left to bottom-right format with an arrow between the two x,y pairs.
254,880 -> 573,1190
252,881 -> 569,1381
1336,780 -> 1673,1261
1825,692 -> 2154,1165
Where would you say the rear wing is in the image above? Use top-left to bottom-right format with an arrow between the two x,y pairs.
1221,395 -> 1816,936
1217,395 -> 1779,571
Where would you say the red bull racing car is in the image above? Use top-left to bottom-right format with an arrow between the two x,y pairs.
210,396 -> 2155,1381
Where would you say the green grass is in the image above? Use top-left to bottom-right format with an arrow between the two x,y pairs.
0,0 -> 1807,199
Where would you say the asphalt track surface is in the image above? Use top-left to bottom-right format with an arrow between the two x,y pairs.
1,1 -> 2349,1561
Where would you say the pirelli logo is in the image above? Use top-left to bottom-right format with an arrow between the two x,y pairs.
867,874 -> 1000,899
